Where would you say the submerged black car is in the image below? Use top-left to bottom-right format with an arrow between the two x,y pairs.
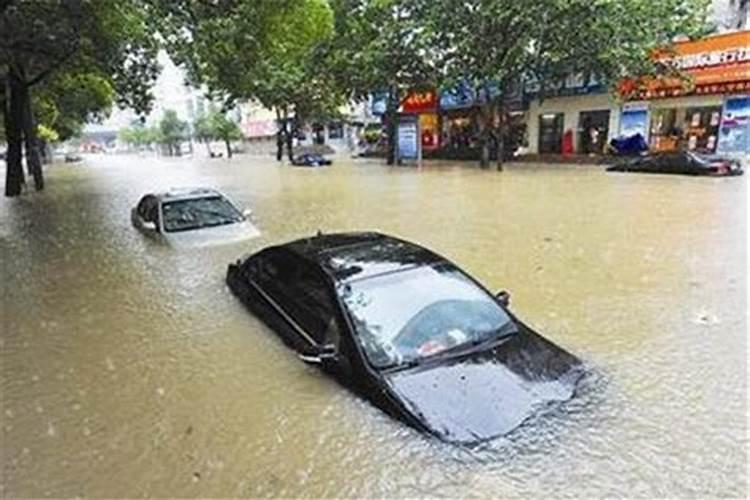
226,232 -> 584,444
607,151 -> 743,176
291,153 -> 332,167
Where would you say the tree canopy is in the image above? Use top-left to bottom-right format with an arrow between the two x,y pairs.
1,0 -> 161,195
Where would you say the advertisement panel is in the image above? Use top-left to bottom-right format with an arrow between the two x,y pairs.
619,102 -> 650,139
398,116 -> 420,161
717,95 -> 750,154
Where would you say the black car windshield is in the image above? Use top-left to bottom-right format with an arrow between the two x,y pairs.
340,263 -> 516,369
162,196 -> 243,232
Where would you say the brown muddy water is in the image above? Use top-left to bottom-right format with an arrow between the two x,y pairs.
1,154 -> 747,498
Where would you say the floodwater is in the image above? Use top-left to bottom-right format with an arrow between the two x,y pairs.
1,154 -> 746,498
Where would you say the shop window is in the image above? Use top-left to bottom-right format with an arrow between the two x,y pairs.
328,122 -> 344,139
538,113 -> 564,154
650,107 -> 722,153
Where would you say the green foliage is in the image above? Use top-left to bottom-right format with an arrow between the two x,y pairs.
427,0 -> 712,97
1,0 -> 160,111
326,0 -> 435,99
157,110 -> 188,150
34,73 -> 115,141
210,113 -> 242,143
157,0 -> 342,127
37,124 -> 59,144
118,124 -> 157,149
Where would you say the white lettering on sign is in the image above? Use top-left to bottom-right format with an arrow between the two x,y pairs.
668,47 -> 750,70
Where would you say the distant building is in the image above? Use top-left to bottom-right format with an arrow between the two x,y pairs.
712,0 -> 749,31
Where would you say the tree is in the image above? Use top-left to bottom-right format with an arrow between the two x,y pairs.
326,0 -> 435,165
157,110 -> 188,156
428,0 -> 711,169
209,112 -> 242,158
1,0 -> 160,196
156,0 -> 340,162
192,114 -> 214,156
193,111 -> 243,158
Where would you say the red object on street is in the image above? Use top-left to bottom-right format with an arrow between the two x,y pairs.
562,129 -> 574,155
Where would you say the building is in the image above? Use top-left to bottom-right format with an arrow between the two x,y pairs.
524,30 -> 750,158
712,0 -> 749,31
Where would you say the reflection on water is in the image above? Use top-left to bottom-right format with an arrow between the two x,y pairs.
1,155 -> 746,497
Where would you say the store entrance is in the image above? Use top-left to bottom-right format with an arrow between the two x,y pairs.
578,110 -> 610,154
539,113 -> 564,154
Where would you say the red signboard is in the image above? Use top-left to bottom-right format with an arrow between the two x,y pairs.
401,90 -> 438,113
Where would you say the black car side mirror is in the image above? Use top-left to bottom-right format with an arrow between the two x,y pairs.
299,344 -> 338,365
496,290 -> 511,307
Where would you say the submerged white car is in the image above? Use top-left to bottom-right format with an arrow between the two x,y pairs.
131,188 -> 260,246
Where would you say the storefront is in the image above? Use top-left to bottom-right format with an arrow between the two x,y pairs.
526,91 -> 619,155
621,30 -> 750,155
401,90 -> 440,151
435,81 -> 527,159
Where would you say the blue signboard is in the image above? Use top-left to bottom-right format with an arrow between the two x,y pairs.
525,73 -> 606,98
371,91 -> 388,116
439,81 -> 476,110
439,80 -> 522,111
717,96 -> 750,155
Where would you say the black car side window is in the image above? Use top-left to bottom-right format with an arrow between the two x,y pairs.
290,265 -> 342,345
253,251 -> 342,346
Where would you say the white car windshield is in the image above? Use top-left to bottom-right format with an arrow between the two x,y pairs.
340,263 -> 516,369
162,196 -> 243,233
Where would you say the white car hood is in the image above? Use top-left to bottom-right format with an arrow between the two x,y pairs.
164,220 -> 261,247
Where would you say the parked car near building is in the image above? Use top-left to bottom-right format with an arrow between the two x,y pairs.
607,151 -> 743,176
226,232 -> 584,444
291,153 -> 332,167
131,188 -> 260,246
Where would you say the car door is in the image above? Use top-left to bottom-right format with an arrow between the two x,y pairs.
282,259 -> 356,376
135,195 -> 160,233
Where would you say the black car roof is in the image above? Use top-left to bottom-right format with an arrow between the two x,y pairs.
282,232 -> 444,282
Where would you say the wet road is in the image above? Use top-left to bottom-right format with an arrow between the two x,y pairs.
1,154 -> 747,497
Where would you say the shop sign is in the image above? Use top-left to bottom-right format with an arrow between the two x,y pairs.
717,95 -> 750,155
371,91 -> 388,116
439,81 -> 476,110
622,30 -> 750,99
401,90 -> 438,113
439,80 -> 520,110
525,73 -> 606,97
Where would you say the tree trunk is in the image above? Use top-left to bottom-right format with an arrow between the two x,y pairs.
204,140 -> 212,157
4,74 -> 25,196
478,102 -> 491,169
275,108 -> 284,162
21,82 -> 44,191
225,140 -> 232,158
386,85 -> 399,165
495,99 -> 505,172
285,122 -> 294,162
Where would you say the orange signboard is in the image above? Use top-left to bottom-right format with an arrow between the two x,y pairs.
621,30 -> 750,99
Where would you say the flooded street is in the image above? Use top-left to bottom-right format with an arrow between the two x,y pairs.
1,154 -> 746,497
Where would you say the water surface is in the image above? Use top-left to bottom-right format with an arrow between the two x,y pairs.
1,154 -> 746,497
